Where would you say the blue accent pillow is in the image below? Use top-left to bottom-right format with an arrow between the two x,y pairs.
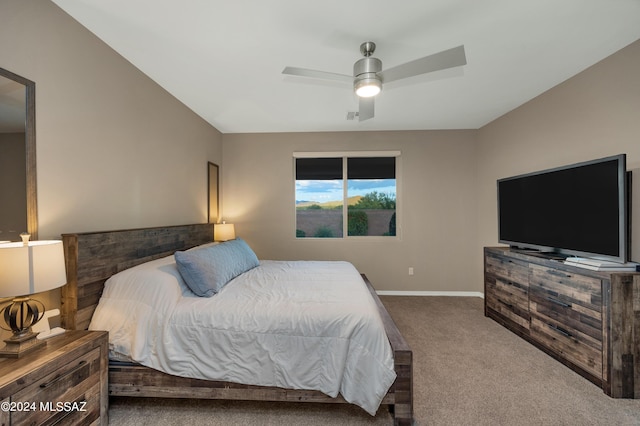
174,238 -> 259,297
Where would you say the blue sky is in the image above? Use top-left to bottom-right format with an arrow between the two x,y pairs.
296,179 -> 396,203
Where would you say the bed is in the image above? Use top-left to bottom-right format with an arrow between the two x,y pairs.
60,223 -> 413,425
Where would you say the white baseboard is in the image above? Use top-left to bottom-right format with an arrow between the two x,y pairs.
376,290 -> 484,298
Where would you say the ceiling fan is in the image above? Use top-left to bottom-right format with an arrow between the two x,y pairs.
282,42 -> 467,121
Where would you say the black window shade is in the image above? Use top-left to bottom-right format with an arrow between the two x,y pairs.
347,157 -> 395,179
296,158 -> 342,180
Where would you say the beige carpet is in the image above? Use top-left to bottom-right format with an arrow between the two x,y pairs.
108,296 -> 640,425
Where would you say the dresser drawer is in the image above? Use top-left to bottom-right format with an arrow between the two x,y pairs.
485,252 -> 529,284
529,283 -> 602,342
529,264 -> 602,311
530,315 -> 603,379
10,346 -> 102,425
529,264 -> 603,379
486,274 -> 530,330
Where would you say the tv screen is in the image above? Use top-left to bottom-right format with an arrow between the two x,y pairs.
498,154 -> 628,263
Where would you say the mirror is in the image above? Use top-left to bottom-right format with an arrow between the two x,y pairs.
208,162 -> 219,223
0,67 -> 36,241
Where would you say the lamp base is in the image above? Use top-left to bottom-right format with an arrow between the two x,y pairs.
0,331 -> 45,358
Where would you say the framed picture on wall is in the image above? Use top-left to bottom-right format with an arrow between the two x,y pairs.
208,162 -> 219,223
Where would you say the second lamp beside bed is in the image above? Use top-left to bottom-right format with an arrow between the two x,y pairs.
214,222 -> 235,242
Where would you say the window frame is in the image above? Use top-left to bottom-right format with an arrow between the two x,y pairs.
293,151 -> 401,240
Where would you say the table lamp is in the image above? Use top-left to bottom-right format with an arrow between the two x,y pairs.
0,238 -> 67,357
214,221 -> 236,242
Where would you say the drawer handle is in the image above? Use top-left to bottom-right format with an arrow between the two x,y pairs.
548,323 -> 573,338
40,360 -> 88,389
498,299 -> 514,309
547,296 -> 572,308
547,270 -> 571,279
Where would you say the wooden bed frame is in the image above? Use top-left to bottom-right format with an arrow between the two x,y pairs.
60,224 -> 413,425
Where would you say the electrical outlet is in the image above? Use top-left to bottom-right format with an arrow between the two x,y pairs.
408,267 -> 414,276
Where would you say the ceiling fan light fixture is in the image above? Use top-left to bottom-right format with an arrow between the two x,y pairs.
355,77 -> 381,97
282,40 -> 467,121
353,55 -> 382,98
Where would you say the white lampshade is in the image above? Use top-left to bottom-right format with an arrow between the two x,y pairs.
0,240 -> 67,297
214,223 -> 236,242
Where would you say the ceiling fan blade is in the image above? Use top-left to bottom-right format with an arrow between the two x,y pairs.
378,45 -> 466,84
359,97 -> 375,121
282,66 -> 353,83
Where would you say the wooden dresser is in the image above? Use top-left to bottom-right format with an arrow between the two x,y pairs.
484,246 -> 640,398
0,330 -> 108,425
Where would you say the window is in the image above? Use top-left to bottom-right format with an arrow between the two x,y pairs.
295,152 -> 399,238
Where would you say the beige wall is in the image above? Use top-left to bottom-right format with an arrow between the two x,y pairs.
476,40 -> 640,289
222,130 -> 479,292
0,0 -> 222,239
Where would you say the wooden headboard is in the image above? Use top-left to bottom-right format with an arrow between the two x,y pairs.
61,223 -> 214,330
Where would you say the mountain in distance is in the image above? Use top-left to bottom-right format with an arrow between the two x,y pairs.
296,195 -> 362,209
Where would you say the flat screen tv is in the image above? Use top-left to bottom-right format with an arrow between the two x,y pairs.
498,154 -> 629,263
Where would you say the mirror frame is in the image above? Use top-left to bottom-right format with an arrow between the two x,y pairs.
0,67 -> 37,239
208,162 -> 219,224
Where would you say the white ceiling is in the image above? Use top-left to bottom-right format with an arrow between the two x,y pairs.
51,0 -> 640,134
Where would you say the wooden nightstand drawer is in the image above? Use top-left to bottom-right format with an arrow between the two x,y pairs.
0,330 -> 108,426
0,396 -> 9,425
11,346 -> 102,425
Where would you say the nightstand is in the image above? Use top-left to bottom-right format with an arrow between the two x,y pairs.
0,330 -> 108,425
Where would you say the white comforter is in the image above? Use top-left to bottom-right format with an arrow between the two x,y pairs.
89,257 -> 396,415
